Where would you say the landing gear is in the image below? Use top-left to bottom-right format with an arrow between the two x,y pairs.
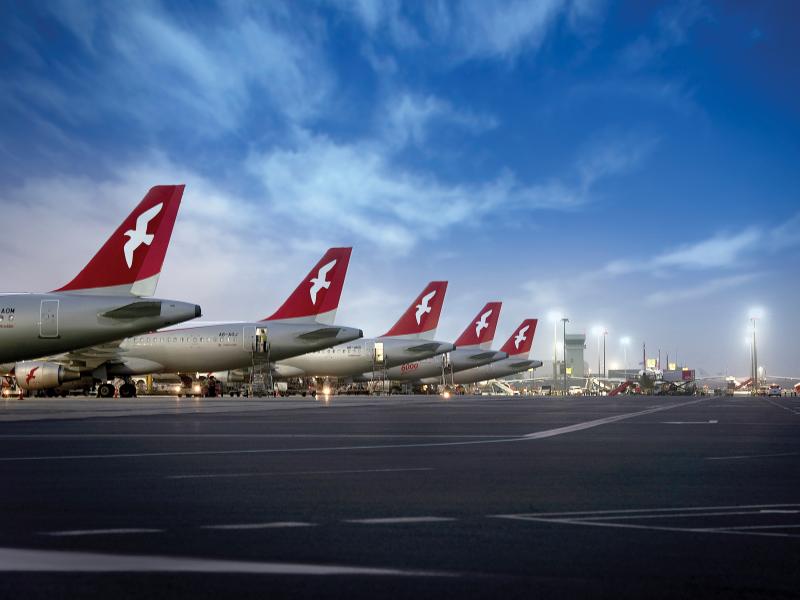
119,383 -> 137,398
97,383 -> 115,398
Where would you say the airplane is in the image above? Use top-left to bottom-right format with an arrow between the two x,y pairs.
0,185 -> 201,390
12,248 -> 363,397
426,319 -> 541,385
362,301 -> 507,382
272,281 -> 454,379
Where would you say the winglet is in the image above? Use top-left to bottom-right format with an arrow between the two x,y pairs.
453,302 -> 502,349
499,319 -> 538,357
54,185 -> 184,297
381,281 -> 448,340
263,247 -> 352,325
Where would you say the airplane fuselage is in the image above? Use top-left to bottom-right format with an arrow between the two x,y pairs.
109,321 -> 363,376
365,348 -> 508,382
273,337 -> 455,379
0,293 -> 200,364
423,357 -> 543,385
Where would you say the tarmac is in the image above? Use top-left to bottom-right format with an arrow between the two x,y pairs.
1,393 -> 799,598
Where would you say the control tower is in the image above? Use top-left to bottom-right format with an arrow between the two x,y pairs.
565,334 -> 586,378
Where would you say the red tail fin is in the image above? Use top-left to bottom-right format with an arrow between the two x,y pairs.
381,281 -> 448,339
499,319 -> 538,357
264,247 -> 352,324
54,185 -> 184,296
454,302 -> 502,349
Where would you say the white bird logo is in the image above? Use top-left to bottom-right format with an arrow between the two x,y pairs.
309,259 -> 337,304
474,309 -> 493,338
514,325 -> 530,349
123,203 -> 163,269
415,290 -> 437,325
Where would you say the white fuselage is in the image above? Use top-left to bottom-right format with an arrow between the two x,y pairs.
0,293 -> 200,365
365,348 -> 508,382
273,337 -> 455,379
424,357 -> 543,385
106,321 -> 363,376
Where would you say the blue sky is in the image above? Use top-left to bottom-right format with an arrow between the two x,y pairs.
1,0 -> 798,377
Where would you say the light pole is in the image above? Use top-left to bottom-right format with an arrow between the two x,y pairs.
592,326 -> 603,395
548,311 -> 561,395
621,337 -> 630,375
603,329 -> 608,380
561,317 -> 569,395
751,317 -> 758,392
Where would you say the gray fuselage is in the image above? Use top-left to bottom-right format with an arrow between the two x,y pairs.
364,348 -> 508,382
109,321 -> 363,376
0,293 -> 200,364
273,337 -> 456,379
422,357 -> 543,385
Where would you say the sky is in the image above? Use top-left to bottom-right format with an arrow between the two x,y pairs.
1,0 -> 798,377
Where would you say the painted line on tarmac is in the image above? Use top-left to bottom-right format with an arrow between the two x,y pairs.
0,434 -> 510,439
201,522 -> 316,530
491,503 -> 800,518
344,517 -> 455,525
764,398 -> 800,416
661,420 -> 718,424
42,528 -> 163,537
706,451 -> 800,461
0,397 -> 710,462
167,467 -> 434,480
492,515 -> 800,539
0,547 -> 456,576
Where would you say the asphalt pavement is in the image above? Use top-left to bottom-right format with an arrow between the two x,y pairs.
1,393 -> 799,599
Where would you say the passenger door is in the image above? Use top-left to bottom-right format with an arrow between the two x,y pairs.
39,300 -> 59,338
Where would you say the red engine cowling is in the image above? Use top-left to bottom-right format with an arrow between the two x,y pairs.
15,361 -> 81,391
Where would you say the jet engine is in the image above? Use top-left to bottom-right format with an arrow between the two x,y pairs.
15,361 -> 81,391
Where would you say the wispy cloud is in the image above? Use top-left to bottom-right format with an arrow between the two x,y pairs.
3,3 -> 333,139
336,0 -> 605,63
644,273 -> 758,306
619,0 -> 710,71
383,93 -> 498,147
247,127 -> 655,253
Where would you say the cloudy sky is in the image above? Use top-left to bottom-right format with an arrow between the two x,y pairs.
1,1 -> 798,376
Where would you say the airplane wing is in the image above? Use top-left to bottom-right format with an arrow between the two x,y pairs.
51,340 -> 130,372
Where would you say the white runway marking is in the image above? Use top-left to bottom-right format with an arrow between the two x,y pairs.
492,502 -> 800,539
344,517 -> 455,524
764,398 -> 800,415
706,451 -> 800,461
492,502 -> 800,518
662,420 -> 718,424
43,528 -> 162,537
0,434 -> 510,439
0,547 -> 455,576
167,467 -> 434,480
0,398 -> 709,462
201,522 -> 316,530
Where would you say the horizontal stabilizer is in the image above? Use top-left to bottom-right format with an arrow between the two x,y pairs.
100,301 -> 162,319
468,351 -> 500,361
297,327 -> 346,341
406,342 -> 442,353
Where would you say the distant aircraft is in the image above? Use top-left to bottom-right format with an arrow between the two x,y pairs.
432,319 -> 541,385
272,281 -> 453,379
0,185 -> 201,389
362,301 -> 507,383
13,247 -> 362,397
